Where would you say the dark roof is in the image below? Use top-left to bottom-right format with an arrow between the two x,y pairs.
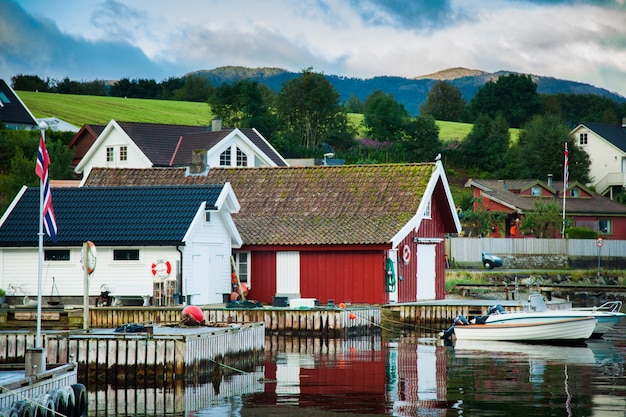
0,185 -> 225,247
581,122 -> 626,152
0,80 -> 37,128
83,164 -> 451,246
239,128 -> 288,166
116,122 -> 208,166
170,130 -> 232,166
68,124 -> 106,165
467,178 -> 626,215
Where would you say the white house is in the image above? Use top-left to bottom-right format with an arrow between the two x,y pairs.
0,184 -> 241,305
74,119 -> 288,180
570,120 -> 626,199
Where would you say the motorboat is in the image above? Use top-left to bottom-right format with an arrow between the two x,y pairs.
485,294 -> 625,337
453,316 -> 596,342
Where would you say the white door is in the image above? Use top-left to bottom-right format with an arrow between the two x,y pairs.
417,244 -> 436,300
276,251 -> 300,296
189,243 -> 228,304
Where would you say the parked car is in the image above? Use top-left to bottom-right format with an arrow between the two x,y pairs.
482,251 -> 503,269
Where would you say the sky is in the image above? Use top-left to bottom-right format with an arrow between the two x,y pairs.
1,0 -> 625,96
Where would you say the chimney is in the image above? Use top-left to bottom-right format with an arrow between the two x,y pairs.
547,173 -> 553,187
212,118 -> 222,132
189,149 -> 207,174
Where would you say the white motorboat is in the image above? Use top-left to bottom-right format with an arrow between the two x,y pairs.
485,294 -> 625,337
453,316 -> 596,342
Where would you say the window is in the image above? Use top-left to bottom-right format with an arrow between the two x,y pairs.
106,147 -> 114,162
236,147 -> 247,167
423,199 -> 431,218
113,249 -> 140,260
220,148 -> 231,166
119,146 -> 128,161
598,219 -> 611,234
205,211 -> 211,222
233,252 -> 250,286
569,188 -> 579,198
44,249 -> 70,261
579,133 -> 588,145
0,92 -> 10,104
531,186 -> 541,196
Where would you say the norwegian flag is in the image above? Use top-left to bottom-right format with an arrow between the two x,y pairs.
36,133 -> 58,242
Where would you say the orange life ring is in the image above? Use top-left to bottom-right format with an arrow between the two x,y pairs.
402,244 -> 411,264
81,241 -> 97,274
151,260 -> 172,278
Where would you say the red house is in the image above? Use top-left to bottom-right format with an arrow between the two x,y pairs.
466,178 -> 626,239
84,163 -> 461,304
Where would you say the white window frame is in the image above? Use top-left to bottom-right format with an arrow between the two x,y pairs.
106,147 -> 114,162
598,219 -> 611,235
531,186 -> 541,196
220,148 -> 231,166
233,251 -> 251,287
119,145 -> 128,161
236,147 -> 247,167
579,133 -> 588,145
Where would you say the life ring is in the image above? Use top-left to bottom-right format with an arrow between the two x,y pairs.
151,260 -> 172,278
80,241 -> 97,274
402,244 -> 411,264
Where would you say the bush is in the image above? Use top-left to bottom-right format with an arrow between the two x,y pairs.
566,227 -> 597,239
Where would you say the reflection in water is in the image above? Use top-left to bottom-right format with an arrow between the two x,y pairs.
86,323 -> 626,416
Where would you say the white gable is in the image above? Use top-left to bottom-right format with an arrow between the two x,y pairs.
207,128 -> 282,168
75,120 -> 152,177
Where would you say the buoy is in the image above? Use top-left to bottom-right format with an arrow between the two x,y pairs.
339,302 -> 346,309
182,305 -> 204,325
349,312 -> 357,320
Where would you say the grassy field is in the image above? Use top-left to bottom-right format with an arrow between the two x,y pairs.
18,91 -> 522,142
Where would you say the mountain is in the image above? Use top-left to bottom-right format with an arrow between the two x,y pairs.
189,66 -> 625,116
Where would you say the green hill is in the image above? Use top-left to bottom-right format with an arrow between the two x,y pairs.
19,91 -> 519,141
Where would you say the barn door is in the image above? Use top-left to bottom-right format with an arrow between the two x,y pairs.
416,244 -> 436,300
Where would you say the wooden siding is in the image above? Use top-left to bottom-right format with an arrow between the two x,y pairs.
249,251 -> 276,303
300,250 -> 386,304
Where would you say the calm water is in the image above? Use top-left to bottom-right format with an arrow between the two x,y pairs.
88,322 -> 626,416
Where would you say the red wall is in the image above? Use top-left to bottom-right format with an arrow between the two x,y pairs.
300,250 -> 387,304
248,251 -> 277,303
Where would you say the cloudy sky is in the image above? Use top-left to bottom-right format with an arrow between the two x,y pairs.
1,0 -> 625,96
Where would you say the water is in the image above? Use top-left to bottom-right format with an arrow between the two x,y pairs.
88,322 -> 626,416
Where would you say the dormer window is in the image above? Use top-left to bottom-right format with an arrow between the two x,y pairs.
569,188 -> 579,198
531,186 -> 541,196
236,147 -> 247,167
220,148 -> 231,166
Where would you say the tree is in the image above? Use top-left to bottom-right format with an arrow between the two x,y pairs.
173,75 -> 212,102
398,115 -> 441,162
363,90 -> 410,142
276,68 -> 351,151
344,94 -> 364,113
208,80 -> 277,138
420,81 -> 466,122
509,114 -> 590,183
519,200 -> 562,238
462,114 -> 510,175
11,74 -> 50,92
468,74 -> 542,128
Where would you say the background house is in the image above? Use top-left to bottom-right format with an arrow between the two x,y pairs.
0,184 -> 241,305
570,120 -> 626,199
466,178 -> 626,239
74,119 -> 288,178
84,163 -> 461,305
0,79 -> 38,130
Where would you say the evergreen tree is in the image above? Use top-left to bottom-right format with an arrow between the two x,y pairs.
420,81 -> 466,122
462,114 -> 510,175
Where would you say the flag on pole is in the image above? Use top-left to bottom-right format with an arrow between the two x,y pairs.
563,142 -> 569,190
36,133 -> 58,242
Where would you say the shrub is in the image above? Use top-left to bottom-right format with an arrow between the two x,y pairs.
566,227 -> 597,239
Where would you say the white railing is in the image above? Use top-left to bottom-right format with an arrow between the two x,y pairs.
594,172 -> 626,196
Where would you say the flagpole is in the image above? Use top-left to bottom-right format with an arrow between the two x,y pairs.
36,122 -> 48,349
561,141 -> 568,238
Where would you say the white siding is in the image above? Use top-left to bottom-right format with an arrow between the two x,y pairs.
181,209 -> 234,305
577,127 -> 625,186
0,247 -> 179,297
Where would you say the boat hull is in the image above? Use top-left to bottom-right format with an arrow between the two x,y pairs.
453,317 -> 596,342
486,310 -> 624,336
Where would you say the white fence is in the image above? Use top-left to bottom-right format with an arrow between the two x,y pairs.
448,237 -> 623,263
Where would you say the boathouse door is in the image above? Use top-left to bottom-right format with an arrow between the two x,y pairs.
276,251 -> 301,298
416,244 -> 436,300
